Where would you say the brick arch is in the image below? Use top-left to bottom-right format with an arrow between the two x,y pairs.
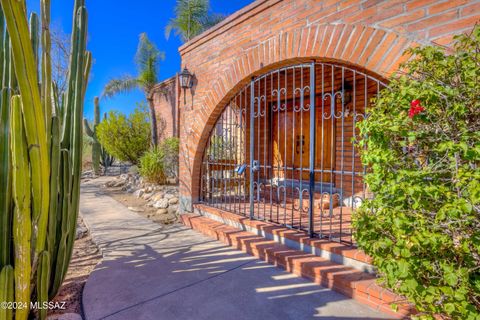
186,23 -> 414,206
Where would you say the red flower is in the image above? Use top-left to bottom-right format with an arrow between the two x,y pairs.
408,99 -> 425,119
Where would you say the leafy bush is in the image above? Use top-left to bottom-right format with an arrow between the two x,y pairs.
161,137 -> 179,179
355,27 -> 479,319
139,137 -> 179,184
96,106 -> 151,164
139,148 -> 167,184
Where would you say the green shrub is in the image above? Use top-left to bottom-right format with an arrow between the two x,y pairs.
161,137 -> 179,179
355,27 -> 479,319
139,148 -> 167,184
96,106 -> 151,164
139,138 -> 179,184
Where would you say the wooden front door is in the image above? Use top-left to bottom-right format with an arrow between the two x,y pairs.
271,96 -> 334,183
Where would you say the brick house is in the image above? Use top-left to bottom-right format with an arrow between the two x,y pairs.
151,1 -> 479,315
171,0 -> 479,213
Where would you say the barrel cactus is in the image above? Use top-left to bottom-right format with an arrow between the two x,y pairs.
0,0 -> 90,319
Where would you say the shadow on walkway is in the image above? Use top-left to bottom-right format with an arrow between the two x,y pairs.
81,178 -> 394,320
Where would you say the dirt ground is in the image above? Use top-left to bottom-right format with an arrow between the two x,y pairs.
100,181 -> 178,225
47,230 -> 102,318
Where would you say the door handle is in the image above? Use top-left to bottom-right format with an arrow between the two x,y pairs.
252,160 -> 260,172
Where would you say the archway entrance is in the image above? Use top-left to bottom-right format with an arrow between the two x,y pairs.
200,62 -> 386,245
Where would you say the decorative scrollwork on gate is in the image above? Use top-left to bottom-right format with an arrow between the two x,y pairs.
201,62 -> 387,245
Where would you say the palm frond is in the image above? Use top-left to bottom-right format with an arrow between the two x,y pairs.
165,0 -> 222,42
135,33 -> 165,90
102,76 -> 140,99
201,12 -> 225,29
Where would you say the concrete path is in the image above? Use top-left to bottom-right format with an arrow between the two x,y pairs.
80,178 -> 393,320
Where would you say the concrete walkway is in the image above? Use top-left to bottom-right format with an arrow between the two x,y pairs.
80,178 -> 393,320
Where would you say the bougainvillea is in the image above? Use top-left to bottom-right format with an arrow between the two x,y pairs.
355,27 -> 480,319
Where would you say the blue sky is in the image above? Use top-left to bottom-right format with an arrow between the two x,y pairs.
26,0 -> 253,120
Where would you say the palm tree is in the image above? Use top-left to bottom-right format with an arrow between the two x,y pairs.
165,0 -> 225,42
103,33 -> 165,147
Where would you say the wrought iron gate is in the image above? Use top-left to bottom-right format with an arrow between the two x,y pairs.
201,62 -> 386,245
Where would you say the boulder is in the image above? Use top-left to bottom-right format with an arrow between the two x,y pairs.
75,226 -> 88,240
151,192 -> 164,202
156,208 -> 168,215
168,205 -> 179,214
164,193 -> 175,200
143,193 -> 153,200
157,213 -> 177,225
113,180 -> 126,188
168,197 -> 179,205
129,165 -> 139,175
134,189 -> 144,198
153,199 -> 169,209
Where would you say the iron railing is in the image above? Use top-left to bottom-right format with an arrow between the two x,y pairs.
200,62 -> 387,245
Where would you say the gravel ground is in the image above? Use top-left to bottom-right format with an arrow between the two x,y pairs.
47,221 -> 102,319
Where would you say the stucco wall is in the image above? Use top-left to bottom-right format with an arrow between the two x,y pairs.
178,0 -> 480,211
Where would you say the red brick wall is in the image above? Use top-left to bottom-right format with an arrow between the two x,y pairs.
178,0 -> 480,211
152,76 -> 179,142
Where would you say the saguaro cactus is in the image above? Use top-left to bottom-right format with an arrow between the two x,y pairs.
0,1 -> 91,319
84,97 -> 115,175
84,97 -> 102,175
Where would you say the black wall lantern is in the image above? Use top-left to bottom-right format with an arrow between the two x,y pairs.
179,67 -> 193,104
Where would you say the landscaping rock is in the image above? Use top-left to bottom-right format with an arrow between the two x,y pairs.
164,193 -> 175,200
156,208 -> 168,215
168,205 -> 179,214
75,225 -> 88,240
134,189 -> 144,198
168,197 -> 179,205
143,193 -> 153,200
128,206 -> 145,213
113,180 -> 126,188
153,199 -> 169,209
156,213 -> 177,225
151,192 -> 164,202
128,165 -> 139,175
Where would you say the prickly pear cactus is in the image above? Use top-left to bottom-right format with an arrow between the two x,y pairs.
0,0 -> 91,319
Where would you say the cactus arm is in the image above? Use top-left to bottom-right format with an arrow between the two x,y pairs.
0,10 -> 5,90
0,0 -> 51,267
41,0 -> 53,135
61,1 -> 85,148
37,251 -> 50,320
83,118 -> 94,137
28,13 -> 39,75
70,7 -> 88,187
11,95 -> 32,320
51,150 -> 70,296
0,88 -> 12,268
47,116 -> 60,272
3,32 -> 10,90
0,265 -> 14,320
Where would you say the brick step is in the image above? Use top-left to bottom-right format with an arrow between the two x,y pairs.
195,204 -> 372,272
181,213 -> 413,319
